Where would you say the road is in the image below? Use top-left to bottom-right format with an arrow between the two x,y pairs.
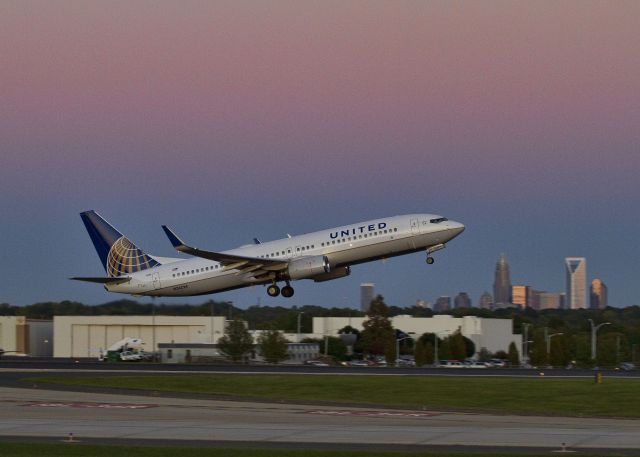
2,358 -> 639,378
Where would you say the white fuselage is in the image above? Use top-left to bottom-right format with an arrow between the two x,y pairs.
106,214 -> 464,297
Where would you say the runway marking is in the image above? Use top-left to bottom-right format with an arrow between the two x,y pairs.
24,402 -> 158,409
306,410 -> 440,418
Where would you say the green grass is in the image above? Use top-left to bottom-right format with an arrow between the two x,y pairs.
29,374 -> 640,418
0,443 -> 629,457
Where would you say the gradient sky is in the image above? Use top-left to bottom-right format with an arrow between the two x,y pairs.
1,1 -> 639,308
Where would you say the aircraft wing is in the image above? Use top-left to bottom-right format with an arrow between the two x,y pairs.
70,276 -> 131,284
161,226 -> 288,277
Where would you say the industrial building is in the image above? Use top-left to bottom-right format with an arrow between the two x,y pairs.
48,314 -> 520,360
53,315 -> 227,358
312,315 -> 521,356
0,316 -> 53,356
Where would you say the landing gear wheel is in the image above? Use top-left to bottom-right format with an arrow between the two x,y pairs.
281,285 -> 295,298
426,256 -> 435,265
267,284 -> 281,297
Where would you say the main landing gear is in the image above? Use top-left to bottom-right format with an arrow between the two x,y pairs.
426,256 -> 435,264
267,281 -> 295,298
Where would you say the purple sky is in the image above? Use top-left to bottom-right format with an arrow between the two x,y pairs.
1,1 -> 639,308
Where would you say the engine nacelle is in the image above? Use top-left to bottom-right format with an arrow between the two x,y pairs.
286,255 -> 330,280
313,266 -> 351,283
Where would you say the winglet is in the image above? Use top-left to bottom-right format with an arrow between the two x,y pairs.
162,225 -> 186,249
253,237 -> 262,245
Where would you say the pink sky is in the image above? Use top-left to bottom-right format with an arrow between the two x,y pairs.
0,1 -> 639,306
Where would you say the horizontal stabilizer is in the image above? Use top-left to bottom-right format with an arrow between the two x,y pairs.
70,276 -> 131,284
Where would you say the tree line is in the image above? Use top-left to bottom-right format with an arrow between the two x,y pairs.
3,298 -> 639,367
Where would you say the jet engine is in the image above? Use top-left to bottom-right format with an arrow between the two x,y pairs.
313,266 -> 351,282
286,255 -> 330,280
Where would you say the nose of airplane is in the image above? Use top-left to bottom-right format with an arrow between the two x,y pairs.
447,221 -> 465,238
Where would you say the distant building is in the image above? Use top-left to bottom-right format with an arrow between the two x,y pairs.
530,290 -> 543,310
565,257 -> 587,309
511,285 -> 532,309
538,292 -> 561,310
0,316 -> 53,357
479,292 -> 493,309
590,279 -> 608,309
493,254 -> 512,306
360,283 -> 375,312
454,292 -> 472,308
434,296 -> 451,312
313,315 -> 521,357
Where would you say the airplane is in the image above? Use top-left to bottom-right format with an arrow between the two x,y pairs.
72,211 -> 465,298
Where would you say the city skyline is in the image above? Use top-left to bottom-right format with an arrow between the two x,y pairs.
1,2 -> 639,308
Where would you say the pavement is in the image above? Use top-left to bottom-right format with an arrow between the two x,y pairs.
0,381 -> 639,453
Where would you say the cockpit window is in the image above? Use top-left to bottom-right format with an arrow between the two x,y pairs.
430,217 -> 448,223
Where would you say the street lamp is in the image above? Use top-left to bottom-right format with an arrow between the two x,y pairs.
522,323 -> 531,366
544,327 -> 563,364
395,335 -> 413,366
297,312 -> 304,343
588,319 -> 611,361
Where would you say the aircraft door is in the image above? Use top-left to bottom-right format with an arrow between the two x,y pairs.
293,246 -> 302,258
410,218 -> 419,234
286,247 -> 293,258
152,272 -> 161,290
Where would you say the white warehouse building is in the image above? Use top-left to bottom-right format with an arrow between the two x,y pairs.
313,315 -> 521,356
53,315 -> 228,358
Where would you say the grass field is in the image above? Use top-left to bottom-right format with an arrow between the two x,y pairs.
29,374 -> 640,418
0,443 -> 630,457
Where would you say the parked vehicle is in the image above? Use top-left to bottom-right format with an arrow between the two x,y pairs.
467,361 -> 489,368
619,362 -> 636,371
304,360 -> 330,367
349,359 -> 373,367
489,359 -> 507,368
440,360 -> 464,368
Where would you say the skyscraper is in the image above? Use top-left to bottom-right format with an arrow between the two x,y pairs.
511,285 -> 532,309
565,257 -> 587,309
590,279 -> 608,309
479,292 -> 493,309
434,296 -> 451,312
493,254 -> 512,306
454,292 -> 471,308
360,283 -> 374,312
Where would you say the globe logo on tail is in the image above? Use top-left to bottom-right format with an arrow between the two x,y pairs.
106,237 -> 159,277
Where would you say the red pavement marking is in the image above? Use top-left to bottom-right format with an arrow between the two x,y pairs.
306,410 -> 440,418
24,402 -> 157,409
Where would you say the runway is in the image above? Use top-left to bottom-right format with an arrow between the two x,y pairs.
0,384 -> 639,453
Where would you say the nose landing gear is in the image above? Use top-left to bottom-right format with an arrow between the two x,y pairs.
425,243 -> 446,265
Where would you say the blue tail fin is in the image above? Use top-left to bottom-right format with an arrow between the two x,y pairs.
80,211 -> 160,277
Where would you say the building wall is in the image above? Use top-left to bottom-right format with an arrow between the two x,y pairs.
0,317 -> 53,356
0,316 -> 24,354
312,315 -> 521,356
53,316 -> 228,358
28,320 -> 53,356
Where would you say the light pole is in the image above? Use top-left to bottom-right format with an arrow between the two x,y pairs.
588,319 -> 611,361
210,301 -> 215,344
297,312 -> 304,343
396,335 -> 412,366
433,331 -> 448,367
544,327 -> 563,365
522,323 -> 530,366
